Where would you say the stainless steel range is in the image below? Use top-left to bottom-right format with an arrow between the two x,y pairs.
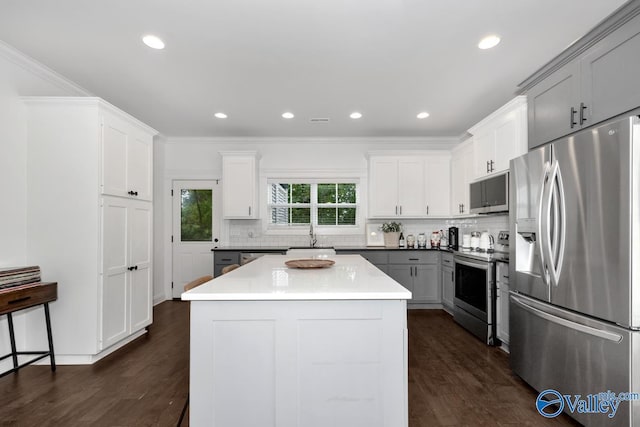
453,231 -> 509,345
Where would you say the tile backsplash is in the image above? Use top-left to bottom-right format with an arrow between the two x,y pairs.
226,214 -> 508,248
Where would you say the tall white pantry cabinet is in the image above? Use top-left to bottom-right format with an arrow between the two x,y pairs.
23,97 -> 157,364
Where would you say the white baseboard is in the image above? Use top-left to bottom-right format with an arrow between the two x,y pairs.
33,329 -> 148,365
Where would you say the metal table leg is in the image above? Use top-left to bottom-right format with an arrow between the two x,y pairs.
6,313 -> 18,371
44,302 -> 56,372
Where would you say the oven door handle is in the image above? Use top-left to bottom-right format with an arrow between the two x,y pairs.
454,257 -> 489,270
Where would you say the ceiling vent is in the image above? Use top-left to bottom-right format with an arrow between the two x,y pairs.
309,117 -> 330,123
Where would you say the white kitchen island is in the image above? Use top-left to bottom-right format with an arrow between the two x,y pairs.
182,254 -> 411,427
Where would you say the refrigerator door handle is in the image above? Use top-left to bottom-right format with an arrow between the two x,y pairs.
541,161 -> 566,288
511,294 -> 623,343
550,162 -> 566,287
538,162 -> 552,285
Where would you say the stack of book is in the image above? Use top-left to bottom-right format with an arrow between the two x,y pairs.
0,266 -> 41,290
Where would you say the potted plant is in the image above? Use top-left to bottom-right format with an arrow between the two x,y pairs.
380,222 -> 402,248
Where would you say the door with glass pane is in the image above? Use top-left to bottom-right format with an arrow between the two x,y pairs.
172,180 -> 219,298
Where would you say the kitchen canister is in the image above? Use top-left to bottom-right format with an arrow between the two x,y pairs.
462,233 -> 471,248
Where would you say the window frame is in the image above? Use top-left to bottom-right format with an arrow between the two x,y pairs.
265,178 -> 362,234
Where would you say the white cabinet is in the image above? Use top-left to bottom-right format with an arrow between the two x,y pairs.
222,152 -> 258,219
370,157 -> 425,217
496,262 -> 510,346
450,139 -> 474,215
24,97 -> 157,362
102,114 -> 153,201
369,154 -> 450,218
469,96 -> 527,180
425,157 -> 450,216
101,197 -> 152,350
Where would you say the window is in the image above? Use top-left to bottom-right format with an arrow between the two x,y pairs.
268,181 -> 358,227
180,189 -> 213,241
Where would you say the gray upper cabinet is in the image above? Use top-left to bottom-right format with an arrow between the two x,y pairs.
527,60 -> 580,148
581,13 -> 640,126
524,5 -> 640,149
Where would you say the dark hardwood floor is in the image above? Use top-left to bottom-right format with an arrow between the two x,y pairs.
0,302 -> 580,426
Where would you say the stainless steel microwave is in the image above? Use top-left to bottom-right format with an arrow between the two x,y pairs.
469,172 -> 509,214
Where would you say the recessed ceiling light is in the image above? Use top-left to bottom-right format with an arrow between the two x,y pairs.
478,35 -> 500,50
282,112 -> 294,119
142,35 -> 165,50
417,112 -> 430,119
214,112 -> 227,119
350,112 -> 363,119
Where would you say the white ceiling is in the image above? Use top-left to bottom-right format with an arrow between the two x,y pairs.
0,0 -> 627,138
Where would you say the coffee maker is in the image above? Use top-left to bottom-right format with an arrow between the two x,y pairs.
448,227 -> 459,250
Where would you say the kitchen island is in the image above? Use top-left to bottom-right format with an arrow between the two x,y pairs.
182,254 -> 411,427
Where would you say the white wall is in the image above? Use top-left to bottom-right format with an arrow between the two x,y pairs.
155,137 -> 458,300
0,42 -> 87,369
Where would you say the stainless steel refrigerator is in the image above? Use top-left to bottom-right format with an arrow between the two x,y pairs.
509,110 -> 640,426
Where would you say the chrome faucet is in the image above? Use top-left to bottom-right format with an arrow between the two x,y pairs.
309,224 -> 317,247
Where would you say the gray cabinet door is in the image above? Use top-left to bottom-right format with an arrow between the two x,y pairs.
213,252 -> 240,277
581,13 -> 640,126
527,60 -> 580,149
441,265 -> 454,308
387,265 -> 413,297
412,265 -> 440,303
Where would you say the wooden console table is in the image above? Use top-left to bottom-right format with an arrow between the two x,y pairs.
0,282 -> 57,377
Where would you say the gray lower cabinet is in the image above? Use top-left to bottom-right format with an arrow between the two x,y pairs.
213,251 -> 241,277
496,261 -> 510,345
335,250 -> 388,273
387,251 -> 440,303
527,9 -> 640,149
441,252 -> 454,310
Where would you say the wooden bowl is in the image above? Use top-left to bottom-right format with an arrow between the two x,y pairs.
285,259 -> 335,269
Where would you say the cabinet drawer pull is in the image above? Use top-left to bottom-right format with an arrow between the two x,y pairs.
503,275 -> 509,279
8,296 -> 31,305
409,258 -> 419,261
248,206 -> 252,215
400,206 -> 402,215
570,107 -> 577,128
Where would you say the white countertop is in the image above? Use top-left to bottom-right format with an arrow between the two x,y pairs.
182,254 -> 411,301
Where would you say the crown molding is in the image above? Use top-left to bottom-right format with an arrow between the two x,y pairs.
165,136 -> 459,148
468,96 -> 527,135
21,96 -> 158,135
518,0 -> 640,93
0,40 -> 92,96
